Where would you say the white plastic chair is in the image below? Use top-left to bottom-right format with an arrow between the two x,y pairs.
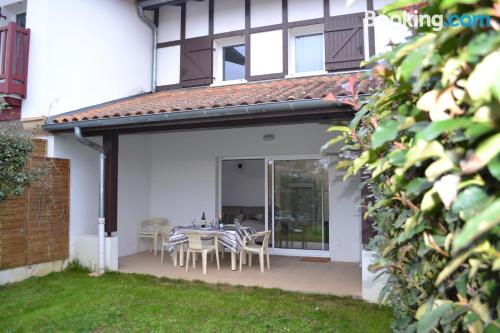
159,225 -> 174,264
239,231 -> 271,273
185,232 -> 220,275
138,218 -> 168,255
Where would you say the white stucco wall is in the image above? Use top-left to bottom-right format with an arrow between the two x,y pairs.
250,0 -> 282,28
330,0 -> 366,16
250,30 -> 283,76
214,0 -> 245,34
117,134 -> 152,257
186,0 -> 209,38
51,134 -> 101,259
287,0 -> 324,22
157,45 -> 181,86
158,5 -> 181,43
22,0 -> 151,119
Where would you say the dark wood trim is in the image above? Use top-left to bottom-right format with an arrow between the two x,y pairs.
211,29 -> 246,40
367,0 -> 375,57
157,40 -> 181,48
244,0 -> 251,80
179,3 -> 186,86
180,3 -> 186,40
323,0 -> 330,17
250,24 -> 283,34
103,133 -> 119,236
287,17 -> 324,28
153,8 -> 159,27
208,0 -> 214,36
247,72 -> 285,82
282,0 -> 288,75
156,83 -> 182,91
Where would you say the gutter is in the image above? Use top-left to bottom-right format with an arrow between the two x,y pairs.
136,2 -> 157,93
74,127 -> 106,276
44,99 -> 349,132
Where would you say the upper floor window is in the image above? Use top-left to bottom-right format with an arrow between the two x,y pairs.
213,36 -> 246,85
288,24 -> 325,77
223,44 -> 245,81
295,33 -> 324,73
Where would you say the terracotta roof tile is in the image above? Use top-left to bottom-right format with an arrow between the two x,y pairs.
49,73 -> 381,124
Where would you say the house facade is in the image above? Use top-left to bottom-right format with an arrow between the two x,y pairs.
0,0 -> 411,300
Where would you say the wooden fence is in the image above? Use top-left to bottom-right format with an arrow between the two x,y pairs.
0,157 -> 70,270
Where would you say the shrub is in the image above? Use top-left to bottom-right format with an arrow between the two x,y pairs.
327,0 -> 499,332
0,126 -> 39,202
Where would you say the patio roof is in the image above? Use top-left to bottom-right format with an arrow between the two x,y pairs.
43,73 -> 381,134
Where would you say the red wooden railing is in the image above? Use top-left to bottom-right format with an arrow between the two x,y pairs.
0,22 -> 30,98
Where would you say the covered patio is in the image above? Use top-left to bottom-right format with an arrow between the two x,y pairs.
119,251 -> 362,297
42,74 -> 380,302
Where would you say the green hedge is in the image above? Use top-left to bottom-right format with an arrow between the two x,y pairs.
0,126 -> 38,202
328,1 -> 499,332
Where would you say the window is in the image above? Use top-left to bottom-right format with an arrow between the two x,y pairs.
213,36 -> 246,85
288,24 -> 326,76
295,33 -> 324,73
223,44 -> 246,81
16,13 -> 26,28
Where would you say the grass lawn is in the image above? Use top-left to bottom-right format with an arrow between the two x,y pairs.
0,266 -> 392,332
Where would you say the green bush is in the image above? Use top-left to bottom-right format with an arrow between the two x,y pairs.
0,126 -> 39,202
328,1 -> 499,332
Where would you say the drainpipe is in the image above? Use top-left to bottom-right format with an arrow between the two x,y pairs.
74,127 -> 106,275
136,2 -> 157,93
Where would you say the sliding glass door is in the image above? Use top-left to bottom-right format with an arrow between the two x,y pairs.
270,158 -> 329,252
220,156 -> 330,255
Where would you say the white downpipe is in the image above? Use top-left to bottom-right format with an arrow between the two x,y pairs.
136,3 -> 158,93
98,218 -> 105,274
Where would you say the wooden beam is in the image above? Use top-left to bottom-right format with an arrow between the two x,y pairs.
103,133 -> 119,236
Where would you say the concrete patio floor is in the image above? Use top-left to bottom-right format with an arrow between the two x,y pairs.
118,251 -> 361,297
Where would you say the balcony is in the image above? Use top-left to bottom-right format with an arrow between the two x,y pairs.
0,22 -> 30,99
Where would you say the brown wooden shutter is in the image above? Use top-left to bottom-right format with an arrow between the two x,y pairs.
180,36 -> 213,87
325,13 -> 365,72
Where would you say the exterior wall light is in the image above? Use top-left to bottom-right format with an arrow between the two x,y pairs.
263,134 -> 275,142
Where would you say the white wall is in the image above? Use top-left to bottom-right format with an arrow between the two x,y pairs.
251,0 -> 282,28
117,134 -> 151,257
329,155 -> 362,262
22,0 -> 151,119
186,0 -> 209,38
330,0 -> 366,16
250,30 -> 283,76
51,134 -> 101,258
288,0 -> 324,22
214,0 -> 245,34
157,45 -> 180,86
222,159 -> 265,207
158,5 -> 181,43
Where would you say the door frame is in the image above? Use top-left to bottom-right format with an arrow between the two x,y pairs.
218,154 -> 331,258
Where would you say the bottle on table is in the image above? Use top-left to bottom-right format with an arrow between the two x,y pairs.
201,212 -> 206,228
219,215 -> 223,229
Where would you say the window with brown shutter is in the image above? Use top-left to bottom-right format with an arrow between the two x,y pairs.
181,36 -> 213,87
324,13 -> 365,72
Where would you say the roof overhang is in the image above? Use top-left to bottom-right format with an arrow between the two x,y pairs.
137,0 -> 203,10
43,99 -> 353,136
